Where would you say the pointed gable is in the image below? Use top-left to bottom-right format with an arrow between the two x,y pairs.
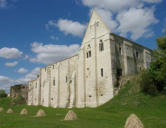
81,10 -> 111,47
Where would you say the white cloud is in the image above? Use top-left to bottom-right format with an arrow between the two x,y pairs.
81,0 -> 161,40
82,0 -> 162,12
82,0 -> 141,12
16,67 -> 40,83
0,67 -> 40,92
116,7 -> 158,40
5,61 -> 18,67
56,19 -> 86,37
94,8 -> 118,31
0,76 -> 12,86
0,0 -> 7,8
17,68 -> 28,74
30,42 -> 80,64
0,75 -> 13,92
0,47 -> 22,59
142,0 -> 162,3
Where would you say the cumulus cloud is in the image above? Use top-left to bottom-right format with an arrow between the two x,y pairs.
17,68 -> 28,74
56,19 -> 86,37
5,61 -> 18,67
0,67 -> 40,92
0,47 -> 22,59
81,0 -> 161,40
94,8 -> 118,31
82,0 -> 140,12
46,19 -> 86,37
142,0 -> 162,3
82,0 -> 162,12
0,0 -> 7,8
0,75 -> 13,92
16,67 -> 40,83
30,42 -> 80,64
116,7 -> 158,40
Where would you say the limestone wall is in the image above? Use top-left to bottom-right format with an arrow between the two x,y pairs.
27,10 -> 153,108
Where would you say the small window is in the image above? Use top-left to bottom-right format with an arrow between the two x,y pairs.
136,51 -> 139,58
53,79 -> 55,86
99,40 -> 104,51
101,68 -> 104,77
87,51 -> 91,58
53,65 -> 54,69
89,51 -> 91,57
45,67 -> 46,72
119,47 -> 122,55
66,76 -> 68,83
89,95 -> 92,98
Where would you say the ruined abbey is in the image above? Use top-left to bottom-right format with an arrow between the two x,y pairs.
27,10 -> 152,108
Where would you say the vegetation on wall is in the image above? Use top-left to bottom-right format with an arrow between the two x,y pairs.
140,35 -> 166,95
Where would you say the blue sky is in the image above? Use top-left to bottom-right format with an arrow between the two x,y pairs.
0,0 -> 166,92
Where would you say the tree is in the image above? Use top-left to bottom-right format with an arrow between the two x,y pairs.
0,90 -> 7,98
141,36 -> 166,95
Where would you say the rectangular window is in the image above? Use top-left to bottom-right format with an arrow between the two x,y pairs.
53,79 -> 55,86
136,51 -> 139,58
119,47 -> 122,55
66,76 -> 68,83
99,40 -> 104,51
89,51 -> 91,57
101,68 -> 104,77
87,51 -> 91,58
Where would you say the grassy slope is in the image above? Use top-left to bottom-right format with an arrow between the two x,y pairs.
0,76 -> 166,128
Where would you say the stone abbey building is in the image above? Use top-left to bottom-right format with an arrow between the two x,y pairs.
28,10 -> 152,108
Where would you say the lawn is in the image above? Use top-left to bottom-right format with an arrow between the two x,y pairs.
0,76 -> 166,128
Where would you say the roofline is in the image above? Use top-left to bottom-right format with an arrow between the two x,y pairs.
110,33 -> 153,52
41,54 -> 78,69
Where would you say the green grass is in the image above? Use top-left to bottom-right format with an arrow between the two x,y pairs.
0,75 -> 166,128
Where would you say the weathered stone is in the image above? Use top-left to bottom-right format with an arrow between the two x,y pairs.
20,108 -> 28,115
7,108 -> 14,114
125,114 -> 144,128
64,110 -> 77,120
27,10 -> 153,109
0,107 -> 4,112
35,109 -> 46,117
10,84 -> 28,104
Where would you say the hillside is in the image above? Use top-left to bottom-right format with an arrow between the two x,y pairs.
0,75 -> 166,128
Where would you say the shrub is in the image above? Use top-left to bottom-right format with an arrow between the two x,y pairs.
0,90 -> 7,98
140,36 -> 166,95
140,71 -> 158,95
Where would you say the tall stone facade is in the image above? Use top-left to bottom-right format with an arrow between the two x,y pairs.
27,10 -> 152,108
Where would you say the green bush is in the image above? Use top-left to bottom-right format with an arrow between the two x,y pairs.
140,36 -> 166,95
0,90 -> 7,98
140,71 -> 158,95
